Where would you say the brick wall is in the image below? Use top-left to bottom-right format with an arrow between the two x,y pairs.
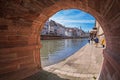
0,0 -> 120,80
0,17 -> 41,80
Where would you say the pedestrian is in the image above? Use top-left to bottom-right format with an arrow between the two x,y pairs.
101,38 -> 105,48
88,37 -> 91,44
88,39 -> 90,44
89,32 -> 94,44
94,37 -> 99,47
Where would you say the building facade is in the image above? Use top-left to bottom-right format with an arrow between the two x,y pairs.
41,20 -> 86,38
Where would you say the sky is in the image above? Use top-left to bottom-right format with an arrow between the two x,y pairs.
49,9 -> 96,32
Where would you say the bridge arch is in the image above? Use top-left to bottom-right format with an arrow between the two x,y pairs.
0,0 -> 120,80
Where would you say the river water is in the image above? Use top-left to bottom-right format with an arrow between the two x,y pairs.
40,38 -> 88,67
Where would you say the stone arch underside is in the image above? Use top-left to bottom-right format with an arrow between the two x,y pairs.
0,0 -> 120,80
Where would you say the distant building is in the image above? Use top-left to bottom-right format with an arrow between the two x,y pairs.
95,21 -> 104,40
41,20 -> 87,38
73,28 -> 84,37
65,28 -> 73,37
56,23 -> 66,36
96,21 -> 104,36
90,21 -> 104,40
41,20 -> 49,35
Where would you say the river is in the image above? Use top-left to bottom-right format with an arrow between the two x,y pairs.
40,38 -> 88,67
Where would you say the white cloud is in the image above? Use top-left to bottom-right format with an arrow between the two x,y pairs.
53,20 -> 95,24
48,9 -> 95,31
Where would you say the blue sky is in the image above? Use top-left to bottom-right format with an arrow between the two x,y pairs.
49,9 -> 95,32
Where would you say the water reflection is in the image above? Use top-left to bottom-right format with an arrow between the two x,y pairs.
40,39 -> 88,67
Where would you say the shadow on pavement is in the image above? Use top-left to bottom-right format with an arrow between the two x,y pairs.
23,70 -> 69,80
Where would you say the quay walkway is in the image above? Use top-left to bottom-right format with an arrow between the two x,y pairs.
24,43 -> 103,80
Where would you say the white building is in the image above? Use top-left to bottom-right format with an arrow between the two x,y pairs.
56,23 -> 66,36
41,20 -> 49,35
41,20 -> 85,37
65,28 -> 73,37
49,20 -> 57,35
95,21 -> 104,40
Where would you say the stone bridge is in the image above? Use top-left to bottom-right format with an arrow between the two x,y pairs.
0,0 -> 120,80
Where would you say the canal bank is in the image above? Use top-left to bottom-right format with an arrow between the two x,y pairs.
40,39 -> 88,67
24,43 -> 103,80
41,35 -> 88,40
43,43 -> 103,80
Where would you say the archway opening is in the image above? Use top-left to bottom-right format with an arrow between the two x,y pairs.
39,9 -> 105,79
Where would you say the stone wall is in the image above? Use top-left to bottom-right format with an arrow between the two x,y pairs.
0,0 -> 120,80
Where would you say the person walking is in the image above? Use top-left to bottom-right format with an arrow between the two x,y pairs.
94,37 -> 99,47
88,38 -> 90,44
101,38 -> 105,48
